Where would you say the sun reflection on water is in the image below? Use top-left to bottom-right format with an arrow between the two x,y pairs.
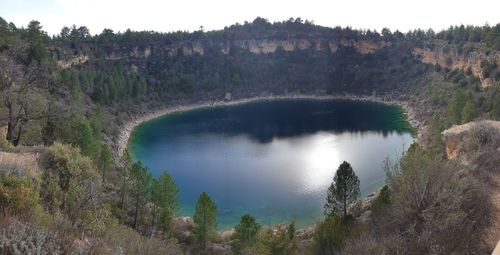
300,132 -> 341,194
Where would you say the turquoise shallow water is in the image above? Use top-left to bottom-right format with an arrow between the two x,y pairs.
129,99 -> 413,229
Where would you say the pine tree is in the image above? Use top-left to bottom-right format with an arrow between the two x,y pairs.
324,161 -> 360,218
120,149 -> 132,223
158,171 -> 179,234
98,143 -> 113,182
232,214 -> 260,254
150,171 -> 178,235
130,161 -> 152,229
194,192 -> 217,252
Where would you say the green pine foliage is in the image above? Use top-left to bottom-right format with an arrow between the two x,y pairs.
152,171 -> 179,235
370,185 -> 391,216
231,214 -> 261,254
324,161 -> 360,218
98,143 -> 113,182
446,88 -> 475,125
130,161 -> 152,230
193,192 -> 217,252
492,90 -> 500,120
256,222 -> 297,255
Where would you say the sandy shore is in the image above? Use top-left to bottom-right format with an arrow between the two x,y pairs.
116,93 -> 422,159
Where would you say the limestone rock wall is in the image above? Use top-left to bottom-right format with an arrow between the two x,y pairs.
57,54 -> 89,69
412,45 -> 500,88
57,37 -> 390,68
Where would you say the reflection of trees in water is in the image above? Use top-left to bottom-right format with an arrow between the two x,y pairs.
161,100 -> 412,144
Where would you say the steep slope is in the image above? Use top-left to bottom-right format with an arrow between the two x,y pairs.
442,120 -> 500,249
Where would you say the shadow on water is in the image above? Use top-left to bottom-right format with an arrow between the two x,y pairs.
139,99 -> 412,144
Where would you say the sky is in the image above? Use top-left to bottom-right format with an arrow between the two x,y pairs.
1,0 -> 500,36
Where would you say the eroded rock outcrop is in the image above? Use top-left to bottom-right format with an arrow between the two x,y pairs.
57,54 -> 89,69
220,38 -> 388,55
441,120 -> 500,163
59,37 -> 390,68
412,45 -> 500,88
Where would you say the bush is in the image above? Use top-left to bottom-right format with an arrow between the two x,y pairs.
467,123 -> 500,150
232,214 -> 261,254
313,216 -> 349,254
481,60 -> 497,79
383,145 -> 491,254
100,225 -> 183,255
0,218 -> 62,254
446,88 -> 474,125
461,100 -> 475,123
370,185 -> 390,216
256,222 -> 297,255
463,123 -> 500,174
340,233 -> 394,255
39,143 -> 114,233
0,175 -> 38,217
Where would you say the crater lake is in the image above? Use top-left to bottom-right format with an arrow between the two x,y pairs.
129,99 -> 414,229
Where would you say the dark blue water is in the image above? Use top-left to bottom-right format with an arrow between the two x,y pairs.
129,99 -> 413,229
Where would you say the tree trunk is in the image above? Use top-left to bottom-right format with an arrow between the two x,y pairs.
102,165 -> 105,183
151,204 -> 156,237
344,190 -> 347,218
120,175 -> 126,223
202,210 -> 207,252
12,123 -> 23,146
6,122 -> 14,144
6,101 -> 14,144
133,192 -> 139,229
5,100 -> 24,146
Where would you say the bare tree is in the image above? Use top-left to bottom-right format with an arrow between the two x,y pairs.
0,44 -> 48,146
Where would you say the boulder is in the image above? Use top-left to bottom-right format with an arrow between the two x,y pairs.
173,216 -> 194,242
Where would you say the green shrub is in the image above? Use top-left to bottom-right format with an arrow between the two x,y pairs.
446,88 -> 474,125
256,222 -> 297,255
312,216 -> 360,254
370,185 -> 390,216
0,175 -> 38,217
232,214 -> 261,254
40,143 -> 114,233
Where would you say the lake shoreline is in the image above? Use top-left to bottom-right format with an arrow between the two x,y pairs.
117,93 -> 422,159
118,93 -> 423,238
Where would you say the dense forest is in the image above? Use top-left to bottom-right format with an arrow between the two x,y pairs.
1,16 -> 500,254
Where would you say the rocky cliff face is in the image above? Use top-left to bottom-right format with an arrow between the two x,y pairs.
223,38 -> 389,55
441,120 -> 500,163
412,45 -> 500,88
55,35 -> 500,91
57,54 -> 89,69
56,37 -> 390,68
